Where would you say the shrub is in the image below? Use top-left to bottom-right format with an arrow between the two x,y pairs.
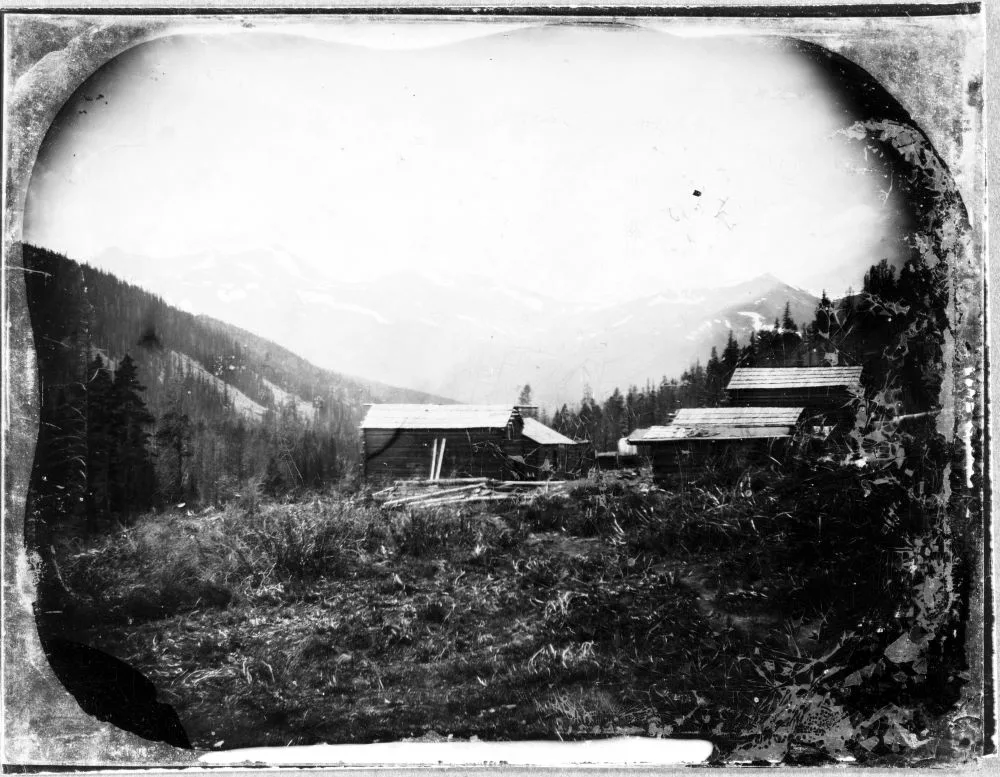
60,495 -> 390,620
61,514 -> 233,621
392,509 -> 523,558
215,497 -> 381,590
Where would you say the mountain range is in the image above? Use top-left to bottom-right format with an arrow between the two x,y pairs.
90,246 -> 823,409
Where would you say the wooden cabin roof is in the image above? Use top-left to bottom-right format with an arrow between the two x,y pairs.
628,424 -> 792,442
628,427 -> 652,442
673,407 -> 805,427
726,366 -> 863,391
521,418 -> 579,446
361,404 -> 518,430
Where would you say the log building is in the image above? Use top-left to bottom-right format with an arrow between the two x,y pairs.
725,366 -> 863,423
629,406 -> 805,484
360,404 -> 524,482
521,417 -> 583,474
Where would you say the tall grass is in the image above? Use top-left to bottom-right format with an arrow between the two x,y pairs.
214,497 -> 381,588
61,494 -> 390,621
391,510 -> 523,559
59,491 -> 533,622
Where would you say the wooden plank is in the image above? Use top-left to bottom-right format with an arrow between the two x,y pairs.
409,494 -> 516,507
408,477 -> 491,485
493,480 -> 568,487
382,483 -> 485,507
436,437 -> 447,480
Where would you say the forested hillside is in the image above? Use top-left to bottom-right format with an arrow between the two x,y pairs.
21,244 -> 449,535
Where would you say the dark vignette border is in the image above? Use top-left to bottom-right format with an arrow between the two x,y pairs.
0,3 -> 988,769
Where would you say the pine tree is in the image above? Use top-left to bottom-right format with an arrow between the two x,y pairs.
722,330 -> 740,373
111,354 -> 156,518
705,346 -> 725,406
655,377 -> 679,423
578,387 -> 602,449
862,258 -> 898,300
156,397 -> 192,504
782,301 -> 798,333
84,355 -> 115,530
552,404 -> 571,435
602,388 -> 626,447
812,290 -> 834,339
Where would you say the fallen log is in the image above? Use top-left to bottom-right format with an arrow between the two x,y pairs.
408,477 -> 491,486
407,493 -> 517,507
371,485 -> 401,498
493,480 -> 569,488
382,483 -> 485,507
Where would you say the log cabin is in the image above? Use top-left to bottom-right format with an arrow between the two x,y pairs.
360,404 -> 524,482
521,417 -> 583,474
725,366 -> 863,424
628,406 -> 805,484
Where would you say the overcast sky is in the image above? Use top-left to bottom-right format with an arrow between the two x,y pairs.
25,22 -> 907,305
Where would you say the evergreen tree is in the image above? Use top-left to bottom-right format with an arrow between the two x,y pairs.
722,330 -> 740,374
782,301 -> 799,332
678,361 -> 706,408
578,386 -> 602,448
602,388 -> 626,448
84,355 -> 115,529
655,377 -> 679,423
111,354 -> 156,517
705,346 -> 726,406
812,290 -> 834,339
863,258 -> 898,299
156,398 -> 193,504
551,404 -> 566,434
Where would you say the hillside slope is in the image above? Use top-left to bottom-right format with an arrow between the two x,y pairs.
20,244 -> 452,507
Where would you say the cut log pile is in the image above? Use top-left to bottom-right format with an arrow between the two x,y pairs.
372,478 -> 571,509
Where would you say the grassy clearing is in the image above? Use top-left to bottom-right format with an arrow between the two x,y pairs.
51,470 -> 961,762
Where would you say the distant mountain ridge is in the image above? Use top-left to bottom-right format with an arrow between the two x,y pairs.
431,273 -> 820,409
87,245 -> 822,410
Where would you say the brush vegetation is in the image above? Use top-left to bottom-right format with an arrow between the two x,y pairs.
53,461 -> 969,764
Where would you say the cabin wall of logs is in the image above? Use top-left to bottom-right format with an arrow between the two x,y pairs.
726,387 -> 857,420
362,427 -> 523,482
648,437 -> 788,484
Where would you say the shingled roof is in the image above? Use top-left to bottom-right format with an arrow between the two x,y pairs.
360,404 -> 518,430
628,424 -> 793,443
726,366 -> 863,391
522,418 -> 579,446
627,427 -> 654,443
673,407 -> 805,427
